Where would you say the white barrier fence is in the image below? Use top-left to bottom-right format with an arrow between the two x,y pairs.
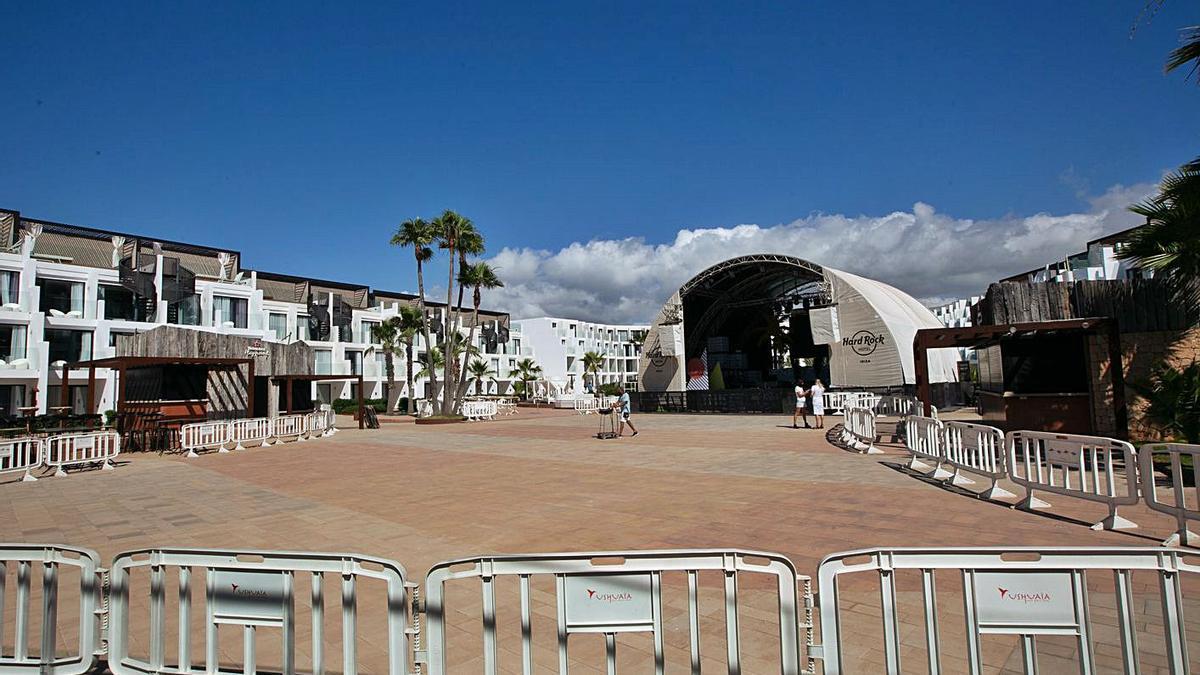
0,437 -> 45,482
1139,443 -> 1200,548
272,414 -> 308,442
229,417 -> 273,451
840,407 -> 880,454
944,421 -> 1013,499
461,400 -> 498,421
44,431 -> 120,477
422,549 -> 807,675
1009,430 -> 1140,531
902,415 -> 950,478
815,546 -> 1197,674
573,397 -> 601,414
5,543 -> 1197,674
0,544 -> 103,674
305,407 -> 336,437
107,548 -> 410,675
181,420 -> 232,457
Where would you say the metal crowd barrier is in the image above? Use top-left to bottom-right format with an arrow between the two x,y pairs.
422,549 -> 807,675
815,546 -> 1198,674
44,431 -> 119,477
181,421 -> 231,457
902,414 -> 950,478
230,418 -> 273,450
840,407 -> 880,454
1009,431 -> 1140,531
1139,443 -> 1200,548
944,421 -> 1014,499
271,414 -> 308,443
0,544 -> 103,674
107,548 -> 411,675
461,400 -> 498,421
305,408 -> 336,437
573,398 -> 601,414
0,437 -> 44,482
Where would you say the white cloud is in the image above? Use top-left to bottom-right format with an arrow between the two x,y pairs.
483,184 -> 1155,325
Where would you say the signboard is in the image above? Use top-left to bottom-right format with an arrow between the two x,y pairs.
246,338 -> 269,357
0,446 -> 11,460
657,324 -> 684,358
808,306 -> 841,345
211,569 -> 287,625
1042,438 -> 1081,465
563,573 -> 654,633
974,572 -> 1077,632
74,436 -> 95,451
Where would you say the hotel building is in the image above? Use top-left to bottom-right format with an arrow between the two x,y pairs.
513,317 -> 649,392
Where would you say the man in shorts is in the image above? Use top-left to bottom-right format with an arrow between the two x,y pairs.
617,386 -> 638,437
793,381 -> 810,429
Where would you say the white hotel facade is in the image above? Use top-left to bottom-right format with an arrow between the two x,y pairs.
512,317 -> 649,392
0,208 -> 534,416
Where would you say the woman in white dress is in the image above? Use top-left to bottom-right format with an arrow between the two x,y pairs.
809,379 -> 826,429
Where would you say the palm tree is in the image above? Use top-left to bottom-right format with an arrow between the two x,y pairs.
581,351 -> 605,393
369,317 -> 404,412
1166,25 -> 1200,83
453,262 -> 504,402
508,358 -> 543,401
395,304 -> 425,415
416,347 -> 445,395
432,210 -> 472,415
391,218 -> 439,402
454,225 -> 485,319
467,359 -> 496,395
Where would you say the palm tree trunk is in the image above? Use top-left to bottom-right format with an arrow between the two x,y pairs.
405,340 -> 415,415
454,298 -> 482,402
384,349 -> 395,412
415,257 -> 438,407
442,243 -> 456,415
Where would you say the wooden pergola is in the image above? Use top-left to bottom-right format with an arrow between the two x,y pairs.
272,373 -> 365,429
61,356 -> 255,416
912,317 -> 1126,437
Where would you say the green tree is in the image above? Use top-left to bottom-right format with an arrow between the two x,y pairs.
467,359 -> 496,395
391,218 -> 439,401
369,317 -> 403,412
395,304 -> 425,415
432,210 -> 473,415
581,351 -> 605,392
416,347 -> 445,383
1137,361 -> 1200,443
508,358 -> 543,401
453,262 -> 504,401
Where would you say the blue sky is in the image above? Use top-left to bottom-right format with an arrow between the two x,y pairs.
1,1 -> 1197,319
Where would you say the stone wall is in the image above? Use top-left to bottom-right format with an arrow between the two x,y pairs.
1088,327 -> 1200,439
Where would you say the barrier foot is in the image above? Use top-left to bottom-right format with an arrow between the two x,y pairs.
1092,512 -> 1138,531
931,465 -> 955,481
861,444 -> 884,455
54,467 -> 67,478
235,442 -> 245,451
981,483 -> 1016,501
1019,494 -> 1051,510
262,438 -> 273,447
218,447 -> 231,454
101,461 -> 114,471
1164,530 -> 1200,549
21,471 -> 37,482
299,434 -> 308,442
186,449 -> 200,458
949,472 -> 977,487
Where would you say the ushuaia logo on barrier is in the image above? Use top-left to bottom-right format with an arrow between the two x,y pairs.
998,586 -> 1052,604
843,330 -> 885,356
587,588 -> 634,603
231,583 -> 271,599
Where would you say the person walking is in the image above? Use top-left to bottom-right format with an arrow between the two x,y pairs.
793,381 -> 810,429
809,379 -> 826,429
616,386 -> 638,437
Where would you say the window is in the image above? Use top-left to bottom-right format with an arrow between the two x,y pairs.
0,385 -> 27,416
0,270 -> 19,306
269,313 -> 288,341
213,296 -> 248,329
347,350 -> 362,375
0,324 -> 26,362
314,350 -> 332,375
46,385 -> 89,414
360,321 -> 379,344
37,278 -> 84,315
316,383 -> 332,404
45,329 -> 92,363
296,315 -> 310,341
169,295 -> 201,326
99,284 -> 151,321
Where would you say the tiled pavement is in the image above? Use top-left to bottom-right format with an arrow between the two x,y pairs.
1,408 -> 1196,673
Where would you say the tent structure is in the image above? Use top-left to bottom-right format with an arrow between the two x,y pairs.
639,254 -> 959,392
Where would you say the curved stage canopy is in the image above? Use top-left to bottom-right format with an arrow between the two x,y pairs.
639,254 -> 958,391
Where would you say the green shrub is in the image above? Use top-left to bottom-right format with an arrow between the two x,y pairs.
597,382 -> 622,397
1136,361 -> 1200,443
330,398 -> 399,414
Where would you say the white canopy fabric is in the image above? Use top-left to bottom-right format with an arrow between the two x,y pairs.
824,268 -> 958,387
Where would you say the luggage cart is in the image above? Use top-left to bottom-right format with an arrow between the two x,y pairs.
596,406 -> 619,439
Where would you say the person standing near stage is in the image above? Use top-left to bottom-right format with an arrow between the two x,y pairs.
793,381 -> 810,429
809,379 -> 826,429
617,386 -> 638,437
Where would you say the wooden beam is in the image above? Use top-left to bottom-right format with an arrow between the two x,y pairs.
60,366 -> 69,409
87,365 -> 96,414
358,374 -> 364,429
247,359 -> 255,418
1108,320 -> 1129,439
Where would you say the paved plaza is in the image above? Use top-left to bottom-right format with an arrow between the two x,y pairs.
2,409 -> 1196,673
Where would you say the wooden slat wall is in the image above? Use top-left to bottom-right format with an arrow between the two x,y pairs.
973,279 -> 1193,332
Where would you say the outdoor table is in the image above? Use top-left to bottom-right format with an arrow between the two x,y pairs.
17,406 -> 37,433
